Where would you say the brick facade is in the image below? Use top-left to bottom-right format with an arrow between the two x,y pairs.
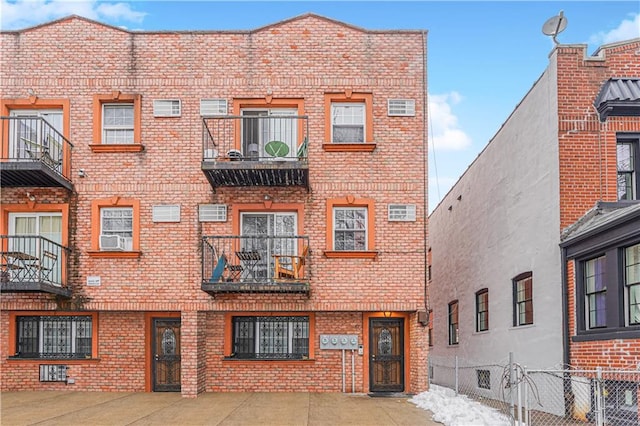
557,40 -> 640,370
0,14 -> 428,396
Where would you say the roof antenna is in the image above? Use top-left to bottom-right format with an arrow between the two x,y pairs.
542,11 -> 568,45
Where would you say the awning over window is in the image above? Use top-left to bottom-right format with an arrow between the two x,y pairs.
594,78 -> 640,121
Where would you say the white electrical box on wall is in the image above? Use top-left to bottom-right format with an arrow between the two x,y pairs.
319,334 -> 358,350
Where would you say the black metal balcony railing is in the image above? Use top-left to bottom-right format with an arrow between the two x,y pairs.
201,115 -> 309,188
0,116 -> 73,189
202,235 -> 310,295
1,235 -> 71,297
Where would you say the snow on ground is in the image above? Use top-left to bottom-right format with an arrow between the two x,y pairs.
411,384 -> 511,426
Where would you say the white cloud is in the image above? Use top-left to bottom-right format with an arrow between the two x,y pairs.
428,92 -> 472,151
589,12 -> 640,46
0,0 -> 146,30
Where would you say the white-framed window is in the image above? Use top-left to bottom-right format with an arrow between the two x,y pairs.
333,207 -> 367,250
152,205 -> 181,223
200,98 -> 228,116
199,204 -> 227,222
153,100 -> 181,117
387,99 -> 416,116
100,207 -> 133,250
331,103 -> 365,143
388,204 -> 416,221
102,104 -> 134,144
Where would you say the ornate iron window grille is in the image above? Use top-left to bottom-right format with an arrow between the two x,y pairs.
232,316 -> 309,360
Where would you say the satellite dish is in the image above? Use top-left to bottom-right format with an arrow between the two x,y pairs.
542,11 -> 568,45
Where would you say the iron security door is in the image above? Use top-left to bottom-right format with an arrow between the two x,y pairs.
152,318 -> 181,392
369,318 -> 404,393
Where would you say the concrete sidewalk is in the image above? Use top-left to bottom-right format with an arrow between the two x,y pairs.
1,391 -> 441,426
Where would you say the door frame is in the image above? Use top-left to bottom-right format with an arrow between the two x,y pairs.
145,312 -> 180,392
363,312 -> 411,393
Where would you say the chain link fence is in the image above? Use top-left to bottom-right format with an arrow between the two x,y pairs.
429,354 -> 640,426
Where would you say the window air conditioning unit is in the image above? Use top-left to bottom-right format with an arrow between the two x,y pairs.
100,235 -> 126,251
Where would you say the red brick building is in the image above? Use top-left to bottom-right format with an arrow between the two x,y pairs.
0,14 -> 429,396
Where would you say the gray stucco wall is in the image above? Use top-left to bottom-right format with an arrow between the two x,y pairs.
429,55 -> 562,373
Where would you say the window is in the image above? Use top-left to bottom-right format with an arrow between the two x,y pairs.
102,104 -> 134,144
14,315 -> 92,359
476,369 -> 491,389
92,93 -> 142,152
448,300 -> 459,345
332,103 -> 365,143
323,92 -> 374,151
585,256 -> 607,329
617,135 -> 639,200
325,197 -> 376,258
90,197 -> 140,257
100,208 -> 133,251
231,316 -> 309,360
625,243 -> 640,326
334,207 -> 367,251
476,289 -> 489,332
513,273 -> 533,326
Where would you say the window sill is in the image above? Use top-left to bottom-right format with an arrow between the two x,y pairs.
473,330 -> 490,335
222,358 -> 315,364
572,327 -> 640,342
7,357 -> 100,364
323,250 -> 378,259
509,324 -> 535,331
87,250 -> 142,259
89,144 -> 145,153
322,143 -> 376,152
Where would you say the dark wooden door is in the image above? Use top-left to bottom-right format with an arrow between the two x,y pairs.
152,318 -> 181,392
369,318 -> 404,392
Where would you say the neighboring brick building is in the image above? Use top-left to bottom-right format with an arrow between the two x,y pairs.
429,38 -> 639,420
0,14 -> 429,396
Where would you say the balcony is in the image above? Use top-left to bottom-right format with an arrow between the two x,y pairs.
202,235 -> 310,295
1,235 -> 71,298
201,115 -> 309,189
0,116 -> 73,190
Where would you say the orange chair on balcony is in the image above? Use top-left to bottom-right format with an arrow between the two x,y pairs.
273,246 -> 308,280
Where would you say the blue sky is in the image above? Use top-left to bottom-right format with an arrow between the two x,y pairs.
2,1 -> 639,212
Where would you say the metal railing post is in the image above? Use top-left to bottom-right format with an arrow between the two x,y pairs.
455,355 -> 459,395
595,367 -> 603,426
509,352 -> 516,426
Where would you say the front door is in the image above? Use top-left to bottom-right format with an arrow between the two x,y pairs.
152,318 -> 181,392
369,318 -> 404,393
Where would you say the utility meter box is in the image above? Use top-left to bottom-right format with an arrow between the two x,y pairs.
320,334 -> 358,350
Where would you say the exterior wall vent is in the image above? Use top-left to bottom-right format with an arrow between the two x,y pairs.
388,204 -> 416,221
200,99 -> 228,116
39,365 -> 67,382
152,205 -> 181,223
199,204 -> 227,222
153,99 -> 181,117
387,99 -> 416,116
